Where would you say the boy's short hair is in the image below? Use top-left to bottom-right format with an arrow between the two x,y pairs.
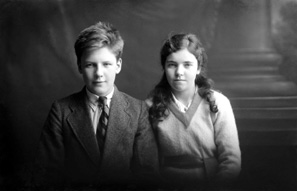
74,21 -> 124,68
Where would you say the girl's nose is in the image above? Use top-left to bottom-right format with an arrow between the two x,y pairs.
175,65 -> 184,77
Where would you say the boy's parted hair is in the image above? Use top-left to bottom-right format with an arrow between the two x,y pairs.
74,21 -> 124,68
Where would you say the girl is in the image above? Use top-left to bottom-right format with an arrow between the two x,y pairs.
147,33 -> 241,189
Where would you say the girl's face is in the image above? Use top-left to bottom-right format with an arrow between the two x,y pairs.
165,48 -> 200,95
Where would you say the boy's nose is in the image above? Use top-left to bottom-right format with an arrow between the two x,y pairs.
95,65 -> 104,76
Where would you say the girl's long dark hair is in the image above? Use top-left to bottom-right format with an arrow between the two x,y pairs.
148,33 -> 218,124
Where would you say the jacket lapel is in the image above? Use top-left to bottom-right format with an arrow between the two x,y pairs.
101,87 -> 131,164
67,88 -> 101,167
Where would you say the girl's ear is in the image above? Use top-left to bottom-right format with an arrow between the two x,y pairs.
196,62 -> 201,75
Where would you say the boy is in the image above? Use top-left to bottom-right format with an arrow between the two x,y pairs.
33,21 -> 159,189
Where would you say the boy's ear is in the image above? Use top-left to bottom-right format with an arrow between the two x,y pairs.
116,58 -> 122,74
77,61 -> 82,73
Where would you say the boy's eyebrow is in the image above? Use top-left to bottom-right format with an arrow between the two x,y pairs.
83,60 -> 95,63
165,60 -> 176,63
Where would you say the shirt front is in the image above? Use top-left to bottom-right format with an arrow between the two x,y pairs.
171,86 -> 197,113
86,87 -> 113,133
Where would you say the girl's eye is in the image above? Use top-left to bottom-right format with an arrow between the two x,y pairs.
166,62 -> 176,67
184,62 -> 193,68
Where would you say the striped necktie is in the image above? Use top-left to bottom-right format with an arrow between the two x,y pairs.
96,96 -> 109,153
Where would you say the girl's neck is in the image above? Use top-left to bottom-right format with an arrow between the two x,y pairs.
173,86 -> 197,106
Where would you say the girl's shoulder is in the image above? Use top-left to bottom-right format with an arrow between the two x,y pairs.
144,97 -> 153,107
210,90 -> 234,113
211,89 -> 230,103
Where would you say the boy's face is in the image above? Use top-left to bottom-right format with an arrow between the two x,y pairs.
79,47 -> 122,96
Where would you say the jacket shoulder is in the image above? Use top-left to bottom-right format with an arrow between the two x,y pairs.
120,91 -> 143,107
57,91 -> 81,101
53,89 -> 85,107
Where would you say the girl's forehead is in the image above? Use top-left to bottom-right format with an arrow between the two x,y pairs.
167,48 -> 197,61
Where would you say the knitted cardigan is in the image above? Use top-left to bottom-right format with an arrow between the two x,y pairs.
147,91 -> 241,185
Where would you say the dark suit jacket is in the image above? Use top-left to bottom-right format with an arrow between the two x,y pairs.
33,86 -> 159,188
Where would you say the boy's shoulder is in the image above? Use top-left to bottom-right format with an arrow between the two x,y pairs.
119,91 -> 143,106
54,87 -> 146,110
115,90 -> 148,116
53,88 -> 85,107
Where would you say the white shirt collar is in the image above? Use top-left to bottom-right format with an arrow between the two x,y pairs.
171,86 -> 197,113
86,87 -> 114,111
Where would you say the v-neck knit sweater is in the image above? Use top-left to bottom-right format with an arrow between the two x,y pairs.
147,90 -> 241,185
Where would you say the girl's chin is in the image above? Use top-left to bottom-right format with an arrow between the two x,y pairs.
172,88 -> 186,93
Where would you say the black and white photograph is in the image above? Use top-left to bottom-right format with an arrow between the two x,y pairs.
0,0 -> 297,190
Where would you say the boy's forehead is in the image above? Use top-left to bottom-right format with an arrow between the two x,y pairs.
83,46 -> 114,55
81,46 -> 118,61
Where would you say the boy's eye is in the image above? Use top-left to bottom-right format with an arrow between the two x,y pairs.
103,62 -> 112,66
84,63 -> 93,68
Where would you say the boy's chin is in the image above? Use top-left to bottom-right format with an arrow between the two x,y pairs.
92,88 -> 112,97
